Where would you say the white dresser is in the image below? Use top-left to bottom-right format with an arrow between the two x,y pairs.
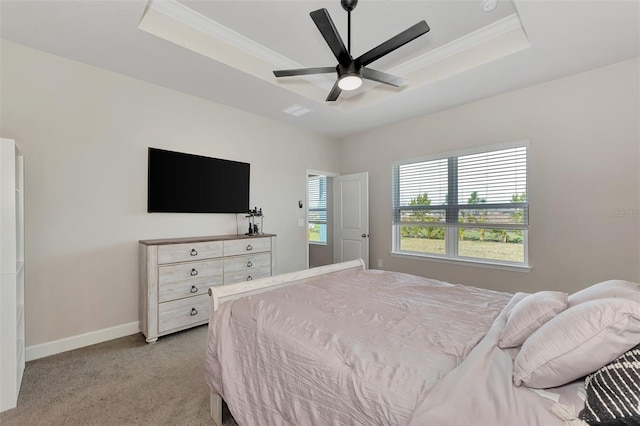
139,234 -> 276,343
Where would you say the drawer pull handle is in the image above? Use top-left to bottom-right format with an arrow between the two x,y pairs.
190,308 -> 198,316
190,249 -> 198,256
246,244 -> 253,251
190,268 -> 198,276
247,261 -> 253,268
247,276 -> 253,281
190,285 -> 198,294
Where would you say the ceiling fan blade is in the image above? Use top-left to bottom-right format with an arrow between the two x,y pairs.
362,68 -> 407,87
310,8 -> 352,67
357,21 -> 430,67
326,80 -> 342,102
273,67 -> 336,77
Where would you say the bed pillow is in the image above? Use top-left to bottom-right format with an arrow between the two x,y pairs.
568,279 -> 640,307
512,297 -> 640,389
498,291 -> 568,349
578,344 -> 640,425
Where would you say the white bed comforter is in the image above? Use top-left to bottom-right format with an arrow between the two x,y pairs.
204,269 -> 518,425
411,292 -> 585,426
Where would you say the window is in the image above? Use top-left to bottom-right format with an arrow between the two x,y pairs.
392,142 -> 528,267
308,175 -> 327,244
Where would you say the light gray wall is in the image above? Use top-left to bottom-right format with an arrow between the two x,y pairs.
0,40 -> 341,347
2,38 -> 638,351
339,58 -> 640,294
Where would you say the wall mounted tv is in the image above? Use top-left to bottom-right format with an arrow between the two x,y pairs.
147,147 -> 250,213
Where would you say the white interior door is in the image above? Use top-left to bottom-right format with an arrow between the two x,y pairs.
333,172 -> 369,266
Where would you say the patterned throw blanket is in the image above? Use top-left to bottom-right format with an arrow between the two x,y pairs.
579,344 -> 640,425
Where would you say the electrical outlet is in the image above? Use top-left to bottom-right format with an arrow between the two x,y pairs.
377,258 -> 384,268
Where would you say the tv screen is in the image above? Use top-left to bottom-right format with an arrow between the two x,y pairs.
147,148 -> 250,213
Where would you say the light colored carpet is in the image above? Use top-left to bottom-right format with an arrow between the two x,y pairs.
0,325 -> 237,425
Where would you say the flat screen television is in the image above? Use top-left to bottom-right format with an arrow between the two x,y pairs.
147,147 -> 250,213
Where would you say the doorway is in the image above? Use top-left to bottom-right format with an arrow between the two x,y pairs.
306,171 -> 370,269
307,171 -> 336,268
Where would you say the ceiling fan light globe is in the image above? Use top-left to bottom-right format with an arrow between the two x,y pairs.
338,75 -> 362,91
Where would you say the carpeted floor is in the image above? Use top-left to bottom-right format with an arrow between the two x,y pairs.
0,325 -> 237,425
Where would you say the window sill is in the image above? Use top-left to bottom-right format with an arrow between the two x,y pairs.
390,251 -> 531,273
309,241 -> 327,246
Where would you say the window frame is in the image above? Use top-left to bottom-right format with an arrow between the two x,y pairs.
307,174 -> 328,246
391,140 -> 530,270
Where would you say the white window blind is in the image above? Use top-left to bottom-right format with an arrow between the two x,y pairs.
393,146 -> 528,229
308,175 -> 327,225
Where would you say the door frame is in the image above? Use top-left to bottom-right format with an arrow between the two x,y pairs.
332,172 -> 369,266
305,169 -> 339,269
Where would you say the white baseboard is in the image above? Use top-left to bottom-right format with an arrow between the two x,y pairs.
25,321 -> 140,361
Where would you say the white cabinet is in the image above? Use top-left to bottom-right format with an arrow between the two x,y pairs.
0,138 -> 25,412
139,234 -> 275,343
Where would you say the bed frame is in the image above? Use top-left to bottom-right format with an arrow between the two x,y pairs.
206,259 -> 366,426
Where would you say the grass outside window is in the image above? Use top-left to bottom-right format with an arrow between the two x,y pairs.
398,226 -> 525,263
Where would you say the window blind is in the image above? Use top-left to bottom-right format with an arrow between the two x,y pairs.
393,145 -> 528,229
308,175 -> 327,224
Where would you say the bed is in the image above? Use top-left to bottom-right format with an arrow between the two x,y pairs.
204,259 -> 640,426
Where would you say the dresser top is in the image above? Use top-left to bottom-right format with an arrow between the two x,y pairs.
139,233 -> 276,246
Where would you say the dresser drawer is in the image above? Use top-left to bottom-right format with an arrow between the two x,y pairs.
224,267 -> 271,285
223,252 -> 271,273
158,294 -> 210,333
158,259 -> 223,303
223,237 -> 271,257
159,259 -> 223,284
157,241 -> 223,264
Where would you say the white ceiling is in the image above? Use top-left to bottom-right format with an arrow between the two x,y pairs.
1,0 -> 639,138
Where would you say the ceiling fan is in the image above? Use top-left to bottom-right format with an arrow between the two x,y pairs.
273,0 -> 430,102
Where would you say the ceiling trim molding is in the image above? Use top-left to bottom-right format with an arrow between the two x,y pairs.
144,0 -> 334,89
141,0 -> 528,106
146,0 -> 524,79
390,13 -> 525,76
146,0 -> 292,68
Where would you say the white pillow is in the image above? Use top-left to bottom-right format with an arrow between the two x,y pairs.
498,291 -> 568,349
513,297 -> 640,389
568,279 -> 640,307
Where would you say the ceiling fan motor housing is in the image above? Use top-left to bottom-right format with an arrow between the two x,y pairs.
337,61 -> 362,78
